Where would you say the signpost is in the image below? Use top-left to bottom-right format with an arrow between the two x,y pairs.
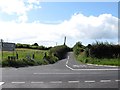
0,40 -> 2,62
2,42 -> 15,51
0,39 -> 15,60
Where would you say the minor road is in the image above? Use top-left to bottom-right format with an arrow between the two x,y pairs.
1,52 -> 120,88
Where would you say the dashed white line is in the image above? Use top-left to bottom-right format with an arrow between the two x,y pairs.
68,81 -> 79,83
34,73 -> 83,75
100,80 -> 111,82
11,82 -> 25,84
115,80 -> 120,82
31,82 -> 44,84
0,82 -> 5,85
68,56 -> 69,59
73,65 -> 90,68
66,64 -> 119,71
50,81 -> 62,84
66,55 -> 119,71
66,60 -> 68,64
85,81 -> 95,83
87,64 -> 118,67
14,69 -> 18,70
65,59 -> 119,71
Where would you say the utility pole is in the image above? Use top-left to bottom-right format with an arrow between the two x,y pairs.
0,39 -> 3,61
64,36 -> 66,45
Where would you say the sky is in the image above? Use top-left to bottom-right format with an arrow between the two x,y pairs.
0,0 -> 118,47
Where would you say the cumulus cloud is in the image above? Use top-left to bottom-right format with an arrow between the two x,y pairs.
60,13 -> 118,39
0,0 -> 41,23
0,13 -> 118,46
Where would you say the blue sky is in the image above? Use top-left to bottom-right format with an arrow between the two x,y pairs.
28,2 -> 118,23
0,1 -> 118,47
0,2 -> 118,23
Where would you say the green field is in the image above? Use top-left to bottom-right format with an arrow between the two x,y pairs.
1,48 -> 48,67
1,45 -> 69,67
3,48 -> 47,60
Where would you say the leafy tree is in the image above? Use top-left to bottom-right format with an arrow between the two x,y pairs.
73,42 -> 84,56
32,43 -> 39,46
73,42 -> 83,48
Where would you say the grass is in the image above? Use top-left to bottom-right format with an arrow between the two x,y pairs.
1,45 -> 69,67
76,52 -> 120,66
3,48 -> 47,60
1,48 -> 49,67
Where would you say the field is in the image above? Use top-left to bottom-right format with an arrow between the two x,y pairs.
1,48 -> 48,67
3,48 -> 46,60
0,45 -> 69,67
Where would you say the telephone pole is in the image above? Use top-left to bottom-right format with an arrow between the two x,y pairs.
0,39 -> 3,60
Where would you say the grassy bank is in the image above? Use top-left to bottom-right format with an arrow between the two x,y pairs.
77,53 -> 120,66
73,42 -> 120,66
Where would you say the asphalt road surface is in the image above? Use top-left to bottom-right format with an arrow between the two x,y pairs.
0,52 -> 120,89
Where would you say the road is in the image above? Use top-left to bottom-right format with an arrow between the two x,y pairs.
0,52 -> 120,89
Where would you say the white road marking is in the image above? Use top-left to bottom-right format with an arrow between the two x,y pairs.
68,56 -> 69,59
85,81 -> 95,83
87,64 -> 118,67
68,81 -> 79,83
66,64 -> 119,71
66,64 -> 74,70
0,82 -> 5,85
100,80 -> 111,82
66,60 -> 68,64
11,82 -> 25,84
31,82 -> 44,84
115,80 -> 120,82
34,73 -> 84,75
73,65 -> 87,68
50,81 -> 62,84
14,69 -> 18,70
66,55 -> 119,71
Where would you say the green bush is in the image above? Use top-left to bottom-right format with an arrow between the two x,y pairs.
73,41 -> 120,66
2,59 -> 10,67
89,42 -> 120,58
2,58 -> 38,67
73,42 -> 84,56
16,43 -> 51,50
48,45 -> 70,60
44,55 -> 58,64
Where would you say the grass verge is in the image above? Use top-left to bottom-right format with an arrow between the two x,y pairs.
76,53 -> 120,66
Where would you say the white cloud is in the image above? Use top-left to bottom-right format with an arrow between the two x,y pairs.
60,13 -> 118,39
18,14 -> 28,23
0,13 -> 118,47
27,0 -> 40,4
0,0 -> 41,23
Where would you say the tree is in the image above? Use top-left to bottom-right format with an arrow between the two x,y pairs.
33,43 -> 39,46
73,42 -> 83,49
73,42 -> 84,56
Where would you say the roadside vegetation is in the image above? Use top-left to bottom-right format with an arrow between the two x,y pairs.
73,41 -> 120,66
16,43 -> 52,50
2,48 -> 48,67
1,43 -> 70,68
44,45 -> 70,64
